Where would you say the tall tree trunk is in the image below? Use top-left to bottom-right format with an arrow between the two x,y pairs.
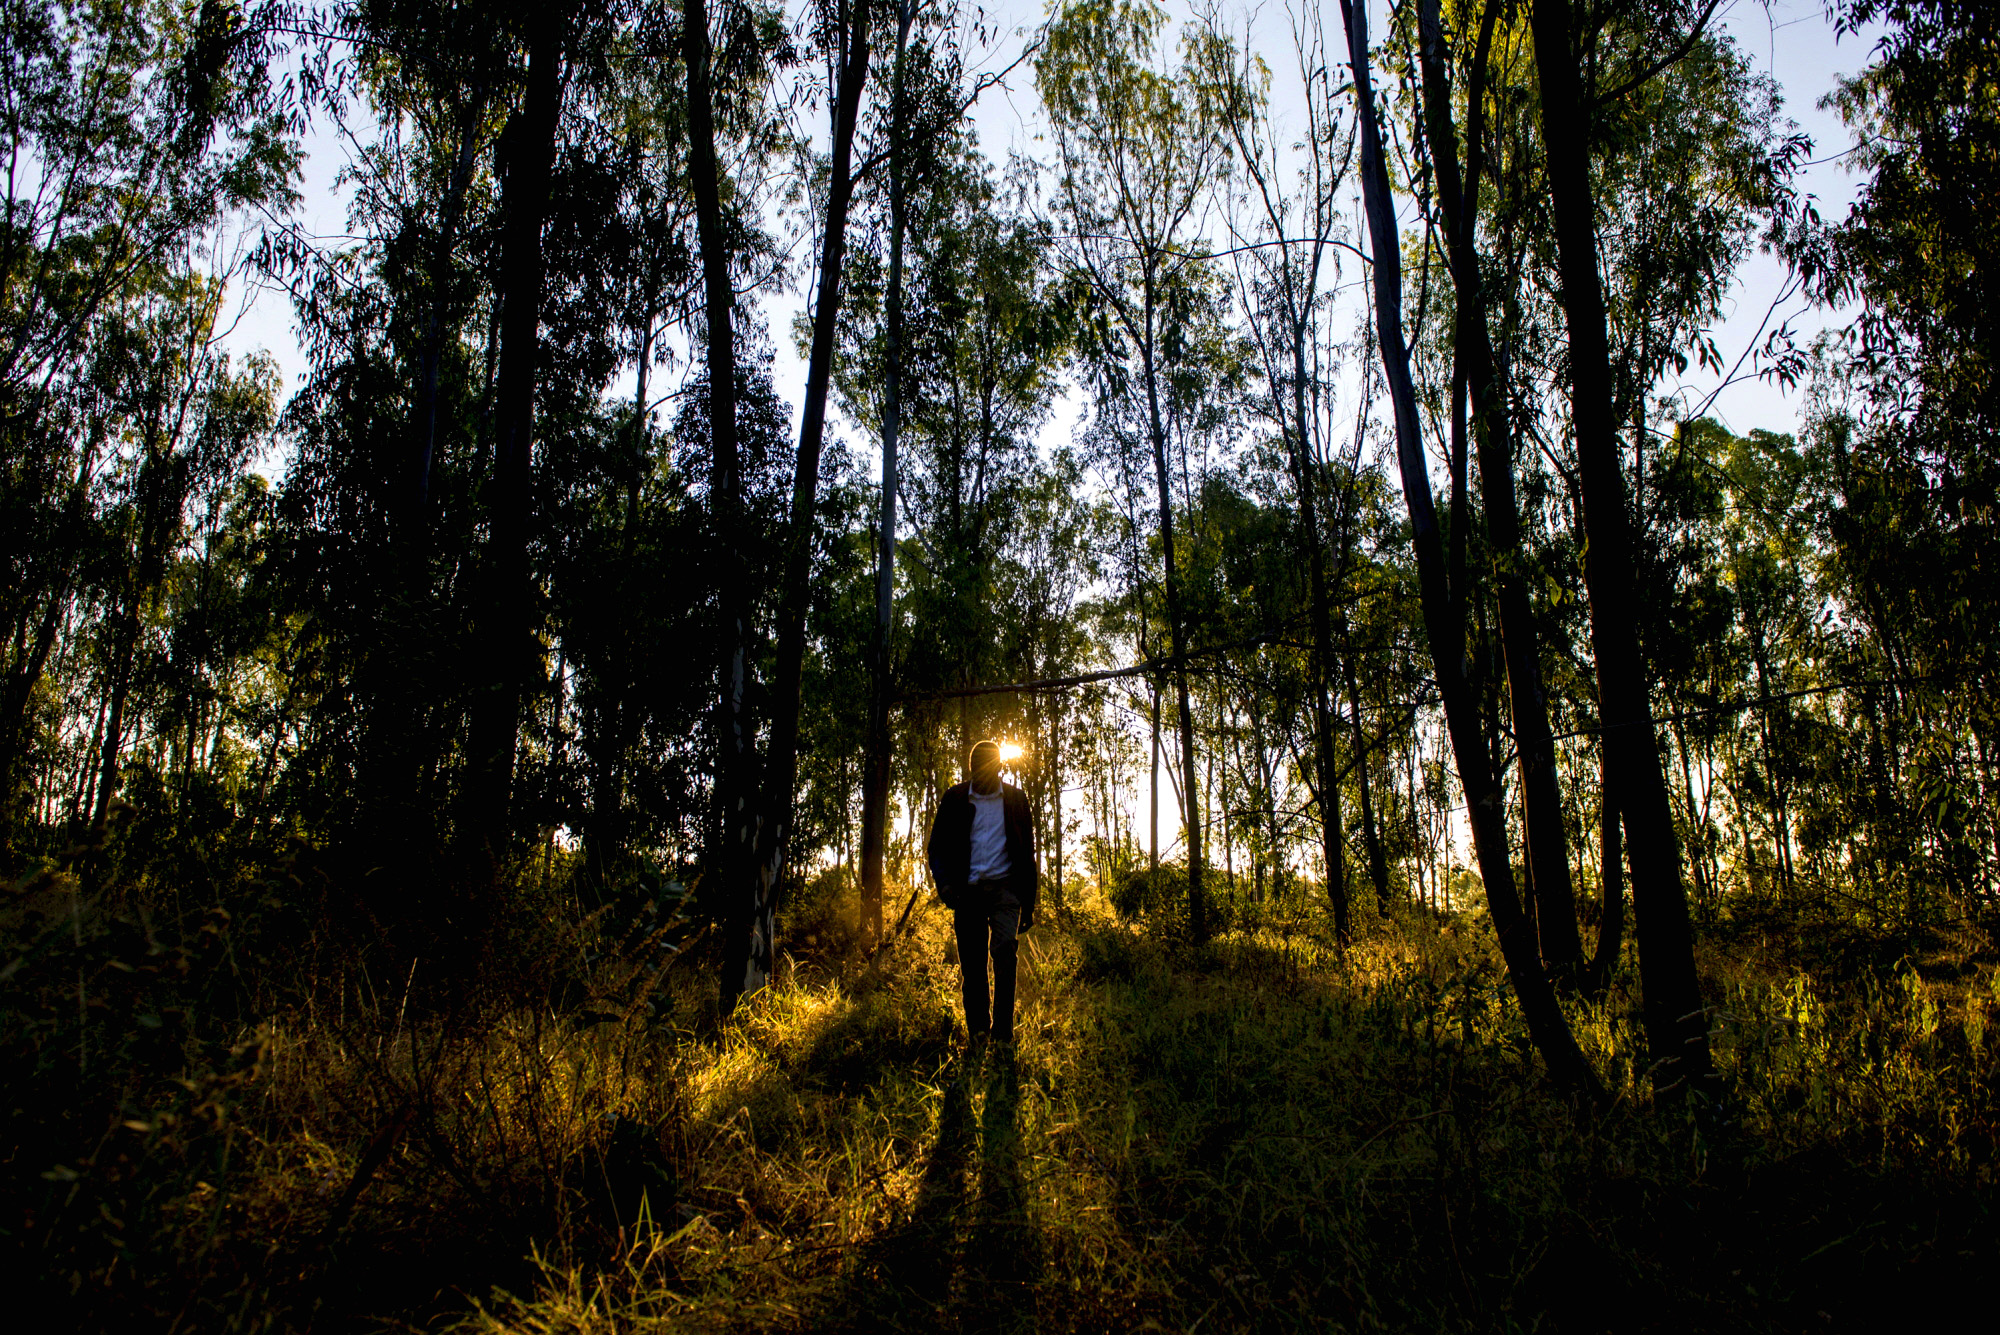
584,306 -> 658,885
92,399 -> 176,831
1416,0 -> 1583,978
1279,279 -> 1350,941
683,0 -> 755,989
1528,0 -> 1714,1095
409,95 -> 486,528
1139,281 -> 1206,939
0,432 -> 96,833
729,0 -> 873,1010
466,14 -> 564,859
90,604 -> 140,830
1149,681 -> 1160,876
1342,0 -> 1599,1097
1050,697 -> 1064,910
860,0 -> 911,947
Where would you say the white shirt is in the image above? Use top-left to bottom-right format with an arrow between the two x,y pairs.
968,785 -> 1009,882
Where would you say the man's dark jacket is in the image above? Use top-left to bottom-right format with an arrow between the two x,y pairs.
926,781 -> 1039,928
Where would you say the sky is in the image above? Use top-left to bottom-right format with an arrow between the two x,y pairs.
219,0 -> 1885,435
211,0 -> 1892,870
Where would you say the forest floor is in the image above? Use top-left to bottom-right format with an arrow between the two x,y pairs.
14,875 -> 2000,1332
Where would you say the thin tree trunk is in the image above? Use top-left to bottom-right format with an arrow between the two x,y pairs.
1281,288 -> 1350,941
1416,0 -> 1583,978
1140,281 -> 1206,938
683,0 -> 756,994
860,0 -> 910,947
1342,0 -> 1599,1097
1583,745 -> 1625,998
1343,619 -> 1392,912
0,429 -> 95,824
731,0 -> 873,1009
409,94 -> 486,526
92,397 -> 176,830
466,13 -> 564,857
1051,697 -> 1064,910
90,605 -> 139,829
1149,682 -> 1161,876
1529,0 -> 1714,1096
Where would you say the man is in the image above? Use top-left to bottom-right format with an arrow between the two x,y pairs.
926,738 -> 1039,1047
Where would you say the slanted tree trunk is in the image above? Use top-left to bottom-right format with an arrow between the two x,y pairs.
1528,0 -> 1714,1095
465,13 -> 564,859
730,0 -> 873,1010
1342,0 -> 1599,1097
1416,0 -> 1583,980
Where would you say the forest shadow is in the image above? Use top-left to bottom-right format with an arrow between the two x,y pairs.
1037,913 -> 1999,1333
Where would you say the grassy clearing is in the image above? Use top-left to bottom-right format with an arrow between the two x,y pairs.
462,893 -> 1997,1333
8,869 -> 1997,1331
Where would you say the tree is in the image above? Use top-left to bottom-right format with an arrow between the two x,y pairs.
1527,0 -> 1717,1095
1340,0 -> 1600,1095
1039,0 -> 1234,939
0,0 -> 294,859
1196,1 -> 1363,939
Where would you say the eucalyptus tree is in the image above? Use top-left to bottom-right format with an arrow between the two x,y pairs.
0,0 -> 295,859
460,1 -> 576,858
1340,0 -> 1600,1095
686,0 -> 872,1008
836,127 -> 1070,912
985,449 -> 1114,904
1522,0 -> 1797,1093
1038,0 -> 1236,939
1784,0 -> 2000,913
1410,0 -> 1587,978
848,0 -> 991,941
83,283 -> 281,830
1195,1 -> 1363,938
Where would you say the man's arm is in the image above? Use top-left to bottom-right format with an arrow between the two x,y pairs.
1009,786 -> 1040,921
926,786 -> 961,901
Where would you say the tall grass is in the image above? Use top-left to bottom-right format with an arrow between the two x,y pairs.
5,851 -> 1994,1331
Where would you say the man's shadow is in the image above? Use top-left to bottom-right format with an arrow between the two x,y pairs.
819,1054 -> 976,1329
964,1052 -> 1043,1330
819,1050 -> 1042,1330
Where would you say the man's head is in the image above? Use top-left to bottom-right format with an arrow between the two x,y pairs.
968,739 -> 1002,793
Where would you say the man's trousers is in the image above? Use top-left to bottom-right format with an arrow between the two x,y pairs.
953,878 -> 1021,1043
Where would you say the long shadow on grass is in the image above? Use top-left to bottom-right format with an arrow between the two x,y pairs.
809,1054 -> 975,1330
964,1053 -> 1043,1331
811,1049 -> 1044,1332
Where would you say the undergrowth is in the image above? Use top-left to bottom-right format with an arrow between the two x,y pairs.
4,845 -> 1996,1332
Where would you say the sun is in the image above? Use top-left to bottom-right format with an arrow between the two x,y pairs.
997,741 -> 1024,763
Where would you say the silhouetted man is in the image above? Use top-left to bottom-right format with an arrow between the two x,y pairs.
926,739 -> 1039,1047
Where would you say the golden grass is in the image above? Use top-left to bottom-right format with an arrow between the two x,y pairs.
9,875 -> 1996,1331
